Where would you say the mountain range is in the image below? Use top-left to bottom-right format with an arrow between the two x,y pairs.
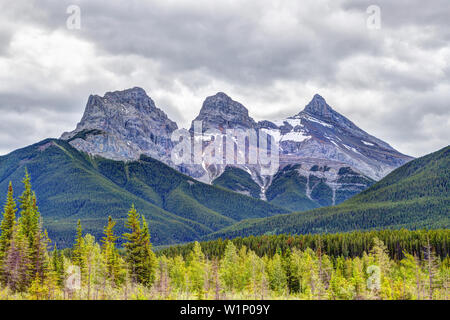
59,87 -> 412,211
1,87 -> 441,248
0,139 -> 287,247
206,145 -> 449,240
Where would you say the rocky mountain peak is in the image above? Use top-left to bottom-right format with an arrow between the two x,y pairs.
202,92 -> 250,116
303,94 -> 335,119
190,92 -> 256,132
61,87 -> 178,161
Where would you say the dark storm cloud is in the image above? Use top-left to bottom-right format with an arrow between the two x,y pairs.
0,0 -> 448,157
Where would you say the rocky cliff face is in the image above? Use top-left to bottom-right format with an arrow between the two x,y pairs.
259,94 -> 412,180
188,92 -> 412,208
189,92 -> 257,132
61,87 -> 178,163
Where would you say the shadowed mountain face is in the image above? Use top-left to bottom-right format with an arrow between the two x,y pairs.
60,88 -> 412,211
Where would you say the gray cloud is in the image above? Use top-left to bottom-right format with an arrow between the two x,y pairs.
0,0 -> 448,157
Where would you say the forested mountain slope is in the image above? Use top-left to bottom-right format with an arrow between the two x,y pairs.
207,146 -> 450,240
0,139 -> 287,247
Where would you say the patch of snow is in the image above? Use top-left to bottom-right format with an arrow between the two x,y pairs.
285,118 -> 303,127
303,115 -> 333,128
330,140 -> 339,148
281,131 -> 310,142
362,140 -> 375,146
343,144 -> 363,155
243,166 -> 252,175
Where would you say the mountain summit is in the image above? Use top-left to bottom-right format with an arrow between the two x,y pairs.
303,94 -> 335,118
190,92 -> 257,132
61,88 -> 413,211
61,87 -> 177,162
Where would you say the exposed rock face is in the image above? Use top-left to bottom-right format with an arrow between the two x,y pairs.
62,88 -> 413,210
259,94 -> 413,180
187,92 -> 412,208
61,87 -> 178,162
190,92 -> 257,132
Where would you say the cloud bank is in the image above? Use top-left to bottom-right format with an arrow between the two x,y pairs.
0,0 -> 449,157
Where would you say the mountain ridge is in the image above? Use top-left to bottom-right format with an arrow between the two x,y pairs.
0,138 -> 288,247
205,145 -> 449,240
60,87 -> 413,210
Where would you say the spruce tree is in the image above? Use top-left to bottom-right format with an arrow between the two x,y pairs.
18,170 -> 39,247
72,219 -> 84,269
123,205 -> 156,287
51,244 -> 65,288
0,182 -> 17,268
101,216 -> 122,285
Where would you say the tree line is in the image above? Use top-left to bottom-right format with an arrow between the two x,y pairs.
0,172 -> 448,300
160,229 -> 449,261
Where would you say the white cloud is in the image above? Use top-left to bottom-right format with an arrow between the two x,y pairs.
0,0 -> 448,157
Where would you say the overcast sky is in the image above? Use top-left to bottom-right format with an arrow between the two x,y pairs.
0,0 -> 449,157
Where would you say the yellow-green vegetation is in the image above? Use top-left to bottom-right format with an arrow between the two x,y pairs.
0,174 -> 448,300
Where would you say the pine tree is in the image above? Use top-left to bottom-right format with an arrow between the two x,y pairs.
28,273 -> 47,300
0,182 -> 17,277
101,216 -> 123,286
72,219 -> 84,269
18,171 -> 39,247
140,216 -> 157,286
266,250 -> 287,296
123,205 -> 156,287
51,244 -> 65,288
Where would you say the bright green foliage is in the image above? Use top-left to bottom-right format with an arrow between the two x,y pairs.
266,251 -> 287,294
81,234 -> 106,299
168,255 -> 186,291
101,216 -> 124,286
219,241 -> 239,291
186,242 -> 206,299
27,274 -> 47,300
